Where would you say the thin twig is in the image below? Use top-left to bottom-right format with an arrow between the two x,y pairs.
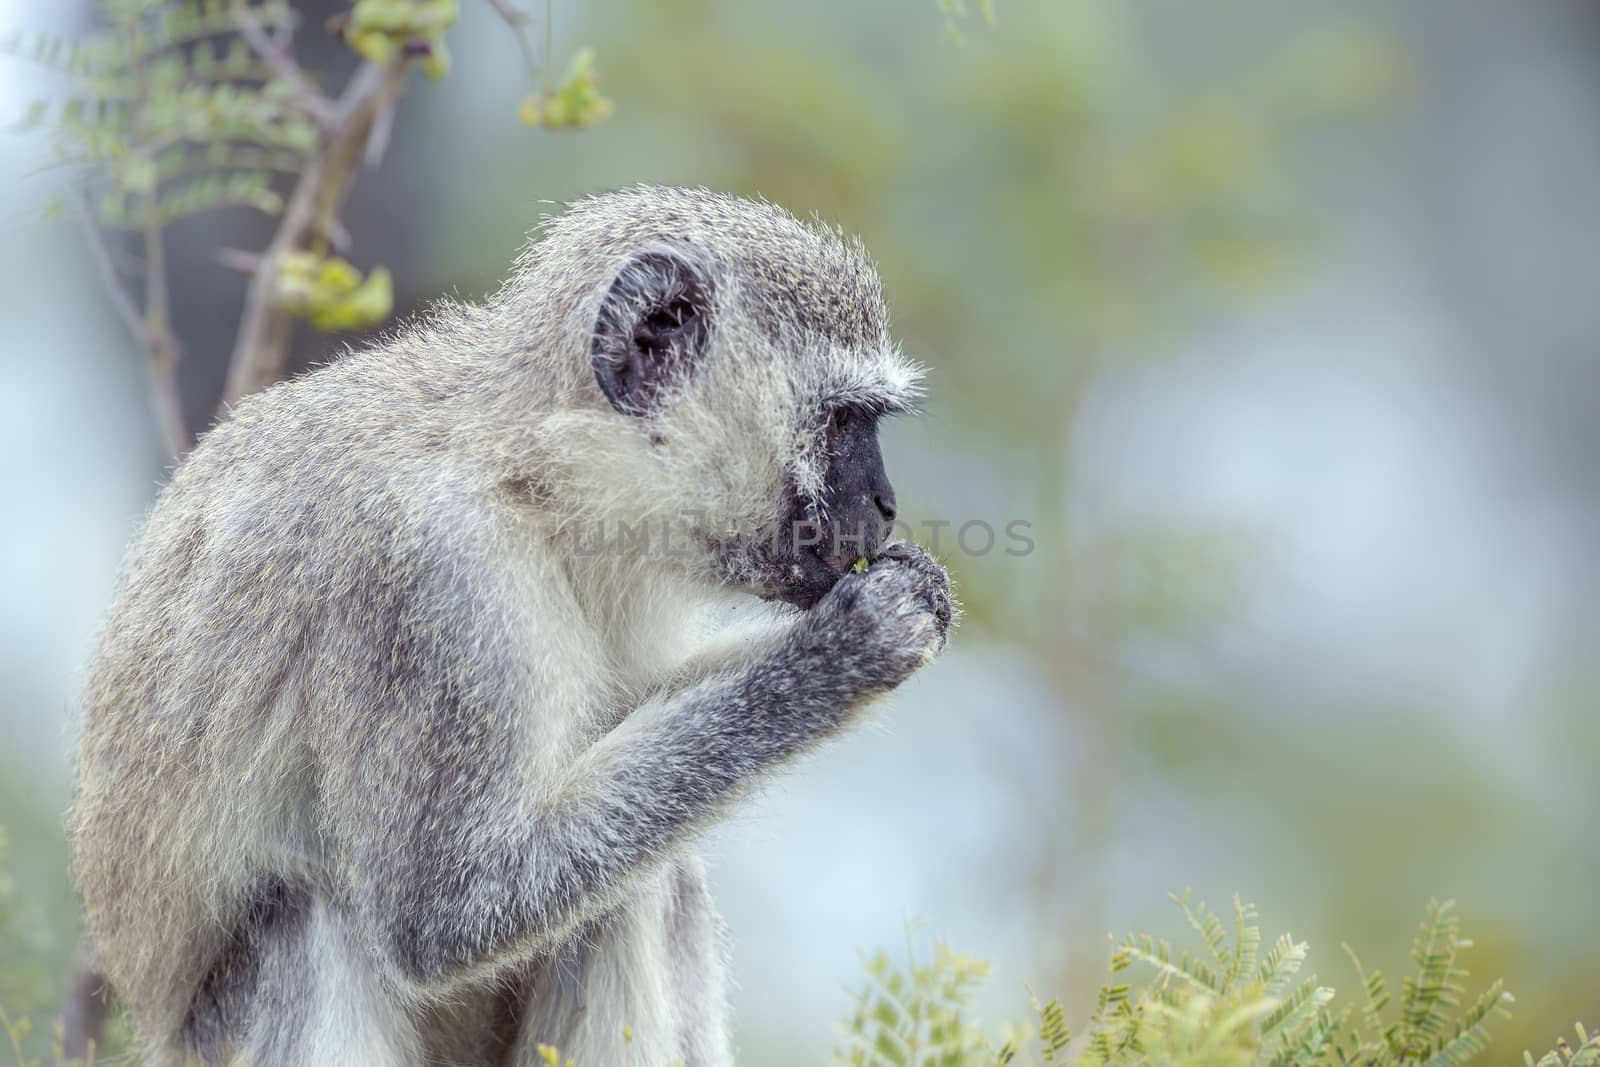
232,1 -> 337,127
220,59 -> 410,409
68,186 -> 146,345
69,184 -> 189,458
216,247 -> 265,273
272,10 -> 292,50
140,224 -> 190,458
486,0 -> 532,26
486,0 -> 544,90
364,93 -> 398,167
314,63 -> 409,252
325,216 -> 351,252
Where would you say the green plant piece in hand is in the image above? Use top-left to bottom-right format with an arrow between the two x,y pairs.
535,1044 -> 575,1067
519,48 -> 614,130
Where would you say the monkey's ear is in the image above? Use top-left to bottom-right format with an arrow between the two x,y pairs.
591,248 -> 715,416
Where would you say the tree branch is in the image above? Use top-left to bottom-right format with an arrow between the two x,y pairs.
220,58 -> 409,411
487,0 -> 545,90
69,187 -> 144,344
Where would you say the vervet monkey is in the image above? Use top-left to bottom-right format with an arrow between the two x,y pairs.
71,185 -> 954,1066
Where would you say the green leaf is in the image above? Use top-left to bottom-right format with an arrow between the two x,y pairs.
519,48 -> 614,130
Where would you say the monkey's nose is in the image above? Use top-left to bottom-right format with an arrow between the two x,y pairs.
874,492 -> 897,522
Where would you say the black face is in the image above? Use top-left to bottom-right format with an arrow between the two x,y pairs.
759,404 -> 899,610
588,248 -> 898,610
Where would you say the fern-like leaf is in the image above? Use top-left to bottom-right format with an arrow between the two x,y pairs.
1398,899 -> 1470,1056
1229,895 -> 1262,988
835,938 -> 994,1067
1261,934 -> 1310,997
1030,993 -> 1071,1063
1173,889 -> 1233,974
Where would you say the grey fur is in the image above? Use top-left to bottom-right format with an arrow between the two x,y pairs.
70,185 -> 952,1066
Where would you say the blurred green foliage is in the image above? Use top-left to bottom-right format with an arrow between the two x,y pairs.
10,0 -> 313,229
11,854 -> 1579,1067
8,0 -> 613,341
344,0 -> 459,77
937,0 -> 997,44
517,46 -> 613,129
274,250 -> 394,330
0,830 -> 81,1067
0,832 -> 45,1030
836,897 -> 1585,1067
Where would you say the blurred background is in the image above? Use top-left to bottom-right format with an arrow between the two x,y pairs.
1,0 -> 1596,1062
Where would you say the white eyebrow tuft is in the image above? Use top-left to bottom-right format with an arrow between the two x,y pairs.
822,347 -> 926,416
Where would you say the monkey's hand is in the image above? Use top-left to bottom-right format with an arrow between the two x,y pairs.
793,541 -> 954,694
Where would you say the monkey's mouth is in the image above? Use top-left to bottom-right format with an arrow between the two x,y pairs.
720,487 -> 888,610
712,527 -> 850,611
756,545 -> 850,610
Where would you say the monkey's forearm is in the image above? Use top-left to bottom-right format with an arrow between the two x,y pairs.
377,551 -> 949,987
381,620 -> 893,985
657,609 -> 797,698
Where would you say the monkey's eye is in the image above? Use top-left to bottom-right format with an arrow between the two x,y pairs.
828,406 -> 851,435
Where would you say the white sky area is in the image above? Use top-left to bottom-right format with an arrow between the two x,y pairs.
0,3 -> 160,806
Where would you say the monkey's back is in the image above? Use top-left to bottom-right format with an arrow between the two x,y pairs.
69,354 -> 514,1052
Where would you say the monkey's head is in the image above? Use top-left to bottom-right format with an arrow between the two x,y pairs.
503,186 -> 922,609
